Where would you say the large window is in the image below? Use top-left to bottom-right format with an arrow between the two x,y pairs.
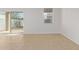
0,12 -> 6,31
10,12 -> 24,33
0,11 -> 24,33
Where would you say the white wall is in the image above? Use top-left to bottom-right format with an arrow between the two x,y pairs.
62,8 -> 79,44
0,8 -> 61,34
24,8 -> 61,34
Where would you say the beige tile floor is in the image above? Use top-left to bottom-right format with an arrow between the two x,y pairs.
0,34 -> 79,50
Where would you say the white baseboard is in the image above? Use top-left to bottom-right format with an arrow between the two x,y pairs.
23,32 -> 61,34
62,33 -> 79,45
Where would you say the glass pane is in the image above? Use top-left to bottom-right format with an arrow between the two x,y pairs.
44,8 -> 53,13
44,8 -> 53,23
10,12 -> 24,33
0,12 -> 6,31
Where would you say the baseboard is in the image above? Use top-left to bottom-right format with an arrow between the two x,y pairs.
23,32 -> 61,35
62,33 -> 79,45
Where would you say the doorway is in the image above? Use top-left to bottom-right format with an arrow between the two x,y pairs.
0,11 -> 24,34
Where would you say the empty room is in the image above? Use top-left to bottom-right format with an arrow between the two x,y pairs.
0,8 -> 79,50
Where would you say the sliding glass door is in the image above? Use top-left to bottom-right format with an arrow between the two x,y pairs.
0,11 -> 24,34
10,11 -> 24,33
0,12 -> 6,32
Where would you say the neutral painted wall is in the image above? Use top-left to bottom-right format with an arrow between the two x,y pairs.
0,8 -> 61,34
24,8 -> 61,34
62,8 -> 79,44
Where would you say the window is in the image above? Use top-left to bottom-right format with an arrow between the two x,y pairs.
0,12 -> 6,31
10,12 -> 24,33
0,11 -> 24,33
44,8 -> 53,23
